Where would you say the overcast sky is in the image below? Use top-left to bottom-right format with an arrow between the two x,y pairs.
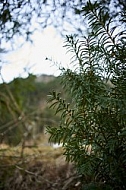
1,26 -> 72,83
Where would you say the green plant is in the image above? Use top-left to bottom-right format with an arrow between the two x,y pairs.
47,1 -> 126,189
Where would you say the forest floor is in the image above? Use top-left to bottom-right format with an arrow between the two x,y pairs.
0,138 -> 82,190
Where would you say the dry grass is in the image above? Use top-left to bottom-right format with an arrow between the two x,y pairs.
0,142 -> 81,190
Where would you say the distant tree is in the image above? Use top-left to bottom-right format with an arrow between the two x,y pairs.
0,0 -> 126,44
0,74 -> 66,146
0,74 -> 37,145
47,0 -> 126,189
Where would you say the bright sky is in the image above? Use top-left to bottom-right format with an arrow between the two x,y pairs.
1,26 -> 72,83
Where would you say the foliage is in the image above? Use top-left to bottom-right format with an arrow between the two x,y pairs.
0,0 -> 125,44
47,1 -> 126,189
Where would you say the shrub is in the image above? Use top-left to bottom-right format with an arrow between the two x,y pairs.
47,1 -> 126,189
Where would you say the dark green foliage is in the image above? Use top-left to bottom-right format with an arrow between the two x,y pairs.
47,1 -> 126,189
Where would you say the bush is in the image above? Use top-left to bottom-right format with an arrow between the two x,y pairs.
47,1 -> 126,189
